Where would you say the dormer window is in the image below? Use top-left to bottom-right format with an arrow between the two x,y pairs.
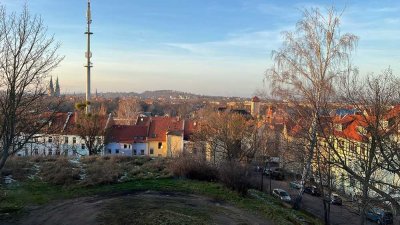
357,126 -> 367,135
334,124 -> 342,131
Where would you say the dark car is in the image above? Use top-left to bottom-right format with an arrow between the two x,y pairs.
330,194 -> 342,205
366,207 -> 393,225
304,186 -> 321,196
323,193 -> 343,205
271,168 -> 285,180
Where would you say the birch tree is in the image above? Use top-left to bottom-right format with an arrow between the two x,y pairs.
0,6 -> 63,170
267,6 -> 358,223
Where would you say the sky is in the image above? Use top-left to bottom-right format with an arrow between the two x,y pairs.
2,0 -> 400,97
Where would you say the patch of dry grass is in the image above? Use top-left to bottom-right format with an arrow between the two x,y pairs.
2,157 -> 33,181
39,157 -> 81,185
1,156 -> 171,187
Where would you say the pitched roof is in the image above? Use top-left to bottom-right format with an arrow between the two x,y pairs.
252,96 -> 260,102
107,125 -> 148,143
136,116 -> 151,126
385,105 -> 400,120
147,117 -> 183,142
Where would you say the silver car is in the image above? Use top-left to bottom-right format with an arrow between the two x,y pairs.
273,188 -> 291,202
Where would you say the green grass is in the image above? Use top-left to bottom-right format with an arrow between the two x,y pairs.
0,178 -> 323,225
98,196 -> 212,225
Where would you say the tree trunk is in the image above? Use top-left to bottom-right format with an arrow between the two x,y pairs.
359,178 -> 370,225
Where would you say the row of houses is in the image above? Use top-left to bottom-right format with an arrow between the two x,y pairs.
15,112 -> 198,158
269,104 -> 400,201
106,116 -> 198,157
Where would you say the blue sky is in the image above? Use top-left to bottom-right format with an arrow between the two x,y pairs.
2,0 -> 400,97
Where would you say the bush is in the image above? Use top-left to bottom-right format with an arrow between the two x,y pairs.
40,157 -> 80,185
168,154 -> 218,182
81,158 -> 122,186
218,161 -> 251,196
2,157 -> 33,181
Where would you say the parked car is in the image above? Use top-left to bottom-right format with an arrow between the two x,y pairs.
304,186 -> 321,196
289,181 -> 303,189
271,168 -> 285,180
263,168 -> 272,175
272,188 -> 291,203
325,193 -> 343,205
366,207 -> 393,225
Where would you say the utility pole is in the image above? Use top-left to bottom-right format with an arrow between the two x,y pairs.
84,0 -> 93,114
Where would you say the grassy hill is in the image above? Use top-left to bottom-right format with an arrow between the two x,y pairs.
0,156 -> 322,225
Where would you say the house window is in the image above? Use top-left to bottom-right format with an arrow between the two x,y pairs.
116,149 -> 119,154
34,148 -> 38,155
48,136 -> 53,143
124,144 -> 127,149
380,120 -> 388,130
48,149 -> 52,155
108,149 -> 111,154
150,148 -> 154,155
357,126 -> 367,135
158,142 -> 162,149
56,149 -> 60,155
81,144 -> 85,149
133,149 -> 137,155
34,137 -> 39,143
141,150 -> 144,155
349,142 -> 355,152
64,136 -> 69,144
73,137 -> 76,144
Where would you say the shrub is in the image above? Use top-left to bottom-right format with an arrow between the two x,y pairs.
168,154 -> 218,182
81,158 -> 122,186
2,157 -> 33,181
218,161 -> 251,196
39,157 -> 80,185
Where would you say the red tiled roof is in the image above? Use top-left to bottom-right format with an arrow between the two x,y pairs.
385,105 -> 400,120
136,116 -> 151,126
333,115 -> 370,142
147,117 -> 184,141
108,125 -> 148,143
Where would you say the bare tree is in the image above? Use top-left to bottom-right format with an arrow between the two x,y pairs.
75,110 -> 110,155
267,7 -> 358,219
116,98 -> 141,118
0,5 -> 63,170
322,68 -> 400,224
194,111 -> 257,164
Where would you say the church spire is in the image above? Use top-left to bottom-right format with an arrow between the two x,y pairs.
48,76 -> 54,96
55,77 -> 60,97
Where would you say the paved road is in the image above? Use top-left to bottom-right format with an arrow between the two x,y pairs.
251,173 -> 377,225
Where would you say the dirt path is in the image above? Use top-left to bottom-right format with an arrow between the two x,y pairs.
13,191 -> 274,225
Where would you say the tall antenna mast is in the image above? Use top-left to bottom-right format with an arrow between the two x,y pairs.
84,0 -> 93,114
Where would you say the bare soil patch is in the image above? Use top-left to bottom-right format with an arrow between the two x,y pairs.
13,191 -> 273,225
